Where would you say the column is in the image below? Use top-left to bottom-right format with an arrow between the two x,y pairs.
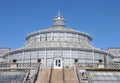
92,51 -> 95,66
104,55 -> 106,68
58,32 -> 60,41
77,34 -> 79,42
22,51 -> 25,63
65,32 -> 66,41
37,51 -> 39,59
7,54 -> 10,63
39,34 -> 40,42
44,49 -> 47,67
29,52 -> 31,64
107,55 -> 109,64
61,49 -> 64,67
61,50 -> 63,68
70,48 -> 72,67
85,37 -> 87,47
53,50 -> 55,68
51,32 -> 53,41
39,34 -> 41,41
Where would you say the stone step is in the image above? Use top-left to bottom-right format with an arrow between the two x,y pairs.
51,81 -> 63,83
36,68 -> 51,83
36,68 -> 79,83
51,69 -> 63,83
64,80 -> 78,83
64,68 -> 78,83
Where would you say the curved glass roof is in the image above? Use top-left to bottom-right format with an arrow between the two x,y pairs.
26,13 -> 92,40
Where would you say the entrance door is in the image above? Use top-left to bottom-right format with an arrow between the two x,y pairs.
54,58 -> 62,69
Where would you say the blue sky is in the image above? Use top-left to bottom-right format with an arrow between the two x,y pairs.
0,0 -> 120,49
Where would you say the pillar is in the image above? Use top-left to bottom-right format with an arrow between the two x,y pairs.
22,51 -> 25,63
44,49 -> 47,67
70,48 -> 72,67
92,51 -> 95,64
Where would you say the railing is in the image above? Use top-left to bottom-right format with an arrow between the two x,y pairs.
76,64 -> 81,83
77,63 -> 120,69
17,63 -> 38,68
32,63 -> 41,83
23,71 -> 30,83
77,63 -> 98,69
106,63 -> 120,69
63,65 -> 65,83
49,64 -> 53,83
0,68 -> 30,71
0,62 -> 120,69
0,63 -> 10,68
0,63 -> 38,68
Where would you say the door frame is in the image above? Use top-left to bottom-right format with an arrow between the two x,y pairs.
54,58 -> 62,69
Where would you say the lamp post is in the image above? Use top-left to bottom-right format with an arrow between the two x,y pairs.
74,59 -> 78,69
37,59 -> 41,63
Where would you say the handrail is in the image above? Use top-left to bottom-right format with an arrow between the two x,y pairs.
33,63 -> 41,83
0,63 -> 38,68
77,63 -> 120,69
49,64 -> 53,83
23,71 -> 30,83
76,64 -> 81,83
0,62 -> 120,69
63,65 -> 65,83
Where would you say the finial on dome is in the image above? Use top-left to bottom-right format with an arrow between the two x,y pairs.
58,11 -> 61,16
53,12 -> 65,26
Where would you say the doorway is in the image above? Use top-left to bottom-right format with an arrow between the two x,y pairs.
54,58 -> 62,69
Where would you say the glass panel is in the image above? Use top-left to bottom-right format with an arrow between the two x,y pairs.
59,60 -> 61,63
56,60 -> 57,66
88,71 -> 120,83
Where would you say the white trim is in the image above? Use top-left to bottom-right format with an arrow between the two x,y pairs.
92,51 -> 94,64
22,51 -> 24,63
70,49 -> 72,67
44,49 -> 47,67
54,58 -> 62,69
7,53 -> 10,63
51,32 -> 53,41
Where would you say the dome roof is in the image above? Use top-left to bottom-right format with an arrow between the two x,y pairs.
26,13 -> 92,41
3,13 -> 113,58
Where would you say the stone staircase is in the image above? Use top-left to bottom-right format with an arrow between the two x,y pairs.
36,68 -> 51,83
50,69 -> 63,83
64,68 -> 78,83
36,68 -> 79,83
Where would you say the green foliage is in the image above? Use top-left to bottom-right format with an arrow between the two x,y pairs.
66,66 -> 69,68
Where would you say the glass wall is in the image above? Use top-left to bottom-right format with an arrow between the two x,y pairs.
26,32 -> 91,47
7,49 -> 112,67
87,71 -> 120,83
